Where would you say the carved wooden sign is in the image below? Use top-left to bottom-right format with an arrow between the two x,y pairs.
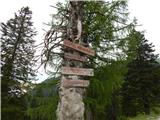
62,78 -> 89,87
61,67 -> 94,76
64,53 -> 87,62
63,40 -> 95,56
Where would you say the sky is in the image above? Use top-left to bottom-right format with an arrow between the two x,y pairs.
0,0 -> 160,82
128,0 -> 160,54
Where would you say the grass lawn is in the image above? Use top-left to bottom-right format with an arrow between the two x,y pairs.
128,113 -> 160,120
128,107 -> 160,120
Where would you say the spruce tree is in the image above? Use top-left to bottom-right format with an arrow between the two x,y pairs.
1,7 -> 36,120
121,30 -> 160,116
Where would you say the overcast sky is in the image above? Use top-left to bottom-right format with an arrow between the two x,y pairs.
0,0 -> 160,82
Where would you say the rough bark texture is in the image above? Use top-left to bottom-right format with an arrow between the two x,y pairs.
56,1 -> 85,120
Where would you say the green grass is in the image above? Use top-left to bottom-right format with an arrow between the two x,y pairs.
128,107 -> 160,120
128,113 -> 160,120
128,115 -> 159,120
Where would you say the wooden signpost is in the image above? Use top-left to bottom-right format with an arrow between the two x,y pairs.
62,78 -> 89,88
63,40 -> 95,56
61,40 -> 95,88
57,3 -> 93,120
61,67 -> 94,76
64,53 -> 87,62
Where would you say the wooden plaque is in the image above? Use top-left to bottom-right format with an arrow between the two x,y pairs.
61,67 -> 94,76
63,40 -> 95,56
62,79 -> 89,88
64,53 -> 87,62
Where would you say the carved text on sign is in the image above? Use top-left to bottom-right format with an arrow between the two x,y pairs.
64,53 -> 87,62
62,78 -> 89,87
63,40 -> 95,56
61,67 -> 94,76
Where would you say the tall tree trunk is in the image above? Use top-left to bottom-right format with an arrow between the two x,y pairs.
143,97 -> 150,115
56,1 -> 85,120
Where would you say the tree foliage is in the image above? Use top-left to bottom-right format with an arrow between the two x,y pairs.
121,30 -> 160,116
85,60 -> 127,120
83,1 -> 134,64
40,1 -> 135,71
26,78 -> 59,120
39,1 -> 135,120
1,6 -> 36,120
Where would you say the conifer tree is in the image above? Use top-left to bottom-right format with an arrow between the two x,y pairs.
121,30 -> 160,116
1,7 -> 36,120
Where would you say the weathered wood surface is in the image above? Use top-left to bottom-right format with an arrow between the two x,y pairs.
63,40 -> 95,56
62,78 -> 89,87
64,53 -> 87,62
61,67 -> 94,76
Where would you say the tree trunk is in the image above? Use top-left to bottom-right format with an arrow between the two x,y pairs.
143,99 -> 150,115
56,1 -> 85,120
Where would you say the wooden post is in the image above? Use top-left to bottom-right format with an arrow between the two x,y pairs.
56,2 -> 94,120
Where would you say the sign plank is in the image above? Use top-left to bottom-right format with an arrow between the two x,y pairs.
64,53 -> 87,62
63,40 -> 95,56
62,79 -> 89,88
61,67 -> 94,76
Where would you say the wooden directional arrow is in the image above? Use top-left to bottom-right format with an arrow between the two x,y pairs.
64,53 -> 87,62
63,40 -> 95,56
61,67 -> 94,76
62,78 -> 89,88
